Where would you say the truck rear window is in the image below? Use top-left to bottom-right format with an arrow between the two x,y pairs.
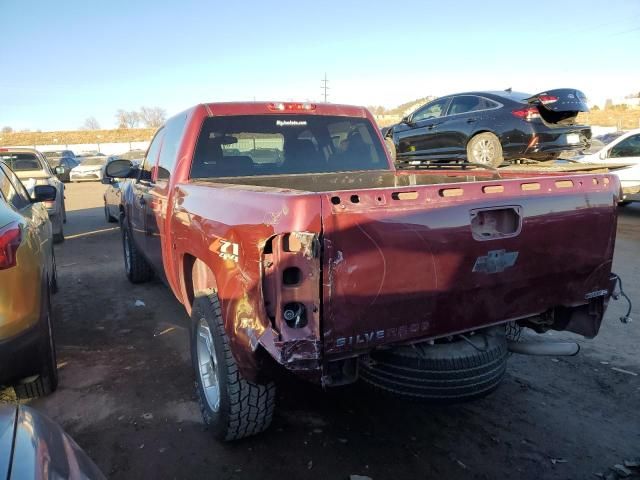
191,115 -> 387,178
0,153 -> 43,171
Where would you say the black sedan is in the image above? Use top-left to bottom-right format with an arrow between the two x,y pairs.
385,88 -> 591,168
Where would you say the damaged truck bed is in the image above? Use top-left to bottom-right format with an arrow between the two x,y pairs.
106,102 -> 622,440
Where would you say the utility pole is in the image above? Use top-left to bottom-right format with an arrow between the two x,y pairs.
321,73 -> 329,103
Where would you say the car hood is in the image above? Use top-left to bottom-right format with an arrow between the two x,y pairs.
0,404 -> 16,480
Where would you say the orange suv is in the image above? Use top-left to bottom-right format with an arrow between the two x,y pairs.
0,161 -> 59,398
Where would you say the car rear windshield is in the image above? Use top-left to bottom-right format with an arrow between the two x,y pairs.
0,153 -> 43,171
44,151 -> 67,158
190,115 -> 388,178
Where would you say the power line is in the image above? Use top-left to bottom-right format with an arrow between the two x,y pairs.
321,73 -> 329,103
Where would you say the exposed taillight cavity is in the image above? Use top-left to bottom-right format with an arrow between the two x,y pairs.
0,221 -> 22,270
268,102 -> 316,112
538,94 -> 558,105
512,107 -> 540,121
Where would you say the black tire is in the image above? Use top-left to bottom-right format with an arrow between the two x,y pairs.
104,204 -> 117,223
13,282 -> 58,399
191,294 -> 276,441
62,201 -> 67,224
466,132 -> 504,168
52,214 -> 64,244
360,326 -> 507,402
50,246 -> 59,294
619,200 -> 632,207
121,219 -> 153,283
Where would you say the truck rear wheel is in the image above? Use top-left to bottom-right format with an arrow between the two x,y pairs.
360,325 -> 507,402
121,220 -> 153,283
191,294 -> 276,441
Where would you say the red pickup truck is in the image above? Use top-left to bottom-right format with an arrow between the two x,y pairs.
105,102 -> 621,441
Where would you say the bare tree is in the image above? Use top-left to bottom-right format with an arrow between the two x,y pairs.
1,126 -> 13,133
115,109 -> 140,129
82,117 -> 101,130
139,106 -> 167,128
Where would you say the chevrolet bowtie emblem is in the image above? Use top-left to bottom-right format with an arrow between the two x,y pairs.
473,249 -> 518,274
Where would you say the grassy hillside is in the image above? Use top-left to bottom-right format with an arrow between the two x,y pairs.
0,128 -> 155,147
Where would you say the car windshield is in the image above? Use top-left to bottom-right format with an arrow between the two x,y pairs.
0,152 -> 43,171
191,114 -> 387,178
81,157 -> 108,166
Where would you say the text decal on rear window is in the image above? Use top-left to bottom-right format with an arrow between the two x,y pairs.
275,120 -> 307,127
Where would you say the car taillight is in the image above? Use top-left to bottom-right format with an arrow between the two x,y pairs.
268,102 -> 316,112
537,95 -> 558,105
512,107 -> 540,121
44,200 -> 55,208
0,221 -> 22,270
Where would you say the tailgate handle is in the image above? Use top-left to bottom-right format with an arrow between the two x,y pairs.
470,206 -> 522,241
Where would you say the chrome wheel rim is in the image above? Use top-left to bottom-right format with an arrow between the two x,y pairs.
123,229 -> 131,274
472,138 -> 495,165
196,319 -> 220,412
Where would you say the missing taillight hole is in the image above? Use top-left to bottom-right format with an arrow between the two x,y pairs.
283,302 -> 307,328
331,196 -> 341,205
282,234 -> 301,252
350,195 -> 360,203
283,267 -> 302,286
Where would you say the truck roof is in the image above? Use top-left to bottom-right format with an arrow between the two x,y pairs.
203,102 -> 369,118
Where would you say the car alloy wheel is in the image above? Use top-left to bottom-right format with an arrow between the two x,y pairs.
196,318 -> 220,412
472,138 -> 496,165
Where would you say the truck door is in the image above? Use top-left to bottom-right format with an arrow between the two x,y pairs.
146,114 -> 187,279
129,128 -> 164,259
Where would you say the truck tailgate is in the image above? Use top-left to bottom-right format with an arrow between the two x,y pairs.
321,173 -> 619,356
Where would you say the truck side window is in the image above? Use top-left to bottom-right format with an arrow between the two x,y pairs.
157,114 -> 188,181
141,128 -> 165,181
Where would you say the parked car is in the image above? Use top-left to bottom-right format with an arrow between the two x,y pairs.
45,156 -> 79,183
105,101 -> 620,442
385,88 -> 592,168
573,128 -> 640,204
102,174 -> 123,223
70,155 -> 111,182
0,148 -> 66,242
0,161 -> 59,399
0,404 -> 105,479
43,149 -> 77,162
116,149 -> 146,163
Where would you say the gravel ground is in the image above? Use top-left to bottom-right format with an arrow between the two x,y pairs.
2,182 -> 639,479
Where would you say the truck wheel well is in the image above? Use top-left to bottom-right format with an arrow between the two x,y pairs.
183,255 -> 218,311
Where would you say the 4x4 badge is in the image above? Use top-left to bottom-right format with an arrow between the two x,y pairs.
473,249 -> 518,274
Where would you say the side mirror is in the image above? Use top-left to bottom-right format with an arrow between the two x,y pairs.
101,177 -> 114,185
32,185 -> 57,203
401,115 -> 412,125
105,159 -> 135,179
55,166 -> 65,175
599,150 -> 608,160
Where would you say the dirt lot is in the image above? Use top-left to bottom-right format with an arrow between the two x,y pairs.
3,182 -> 640,479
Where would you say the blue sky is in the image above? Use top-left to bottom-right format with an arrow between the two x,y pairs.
1,0 -> 639,131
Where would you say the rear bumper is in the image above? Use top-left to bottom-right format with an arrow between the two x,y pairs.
502,123 -> 591,158
0,323 -> 42,385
